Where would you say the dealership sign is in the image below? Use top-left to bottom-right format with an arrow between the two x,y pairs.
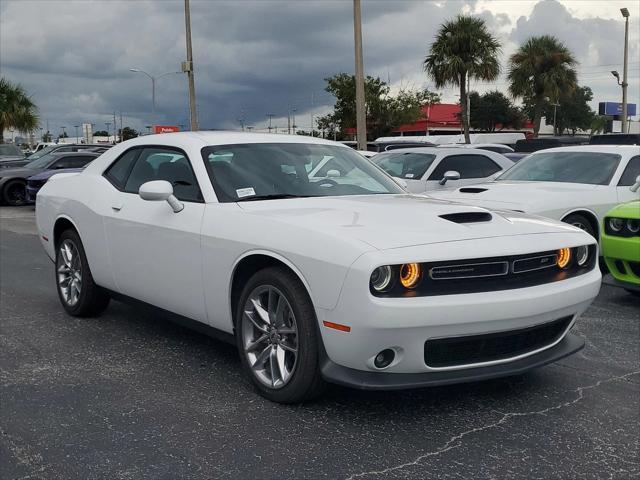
598,102 -> 637,116
154,125 -> 180,134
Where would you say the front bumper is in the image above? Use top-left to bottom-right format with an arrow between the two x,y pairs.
315,234 -> 601,382
25,185 -> 39,203
321,332 -> 584,390
602,233 -> 640,287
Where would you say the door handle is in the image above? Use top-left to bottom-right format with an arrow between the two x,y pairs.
111,204 -> 123,211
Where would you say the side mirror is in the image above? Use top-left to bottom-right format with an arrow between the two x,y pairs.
139,180 -> 184,213
630,175 -> 640,193
439,170 -> 461,186
393,177 -> 408,190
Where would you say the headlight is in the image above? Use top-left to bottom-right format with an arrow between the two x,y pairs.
627,219 -> 639,234
609,218 -> 624,232
557,248 -> 571,269
575,245 -> 589,266
399,263 -> 422,289
370,266 -> 394,292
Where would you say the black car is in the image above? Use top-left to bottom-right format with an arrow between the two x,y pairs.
0,144 -> 26,163
514,136 -> 589,153
589,134 -> 640,145
0,151 -> 100,206
0,144 -> 111,169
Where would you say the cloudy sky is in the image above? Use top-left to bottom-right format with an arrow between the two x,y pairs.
1,0 -> 638,137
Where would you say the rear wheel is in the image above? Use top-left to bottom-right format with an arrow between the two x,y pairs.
55,229 -> 110,317
235,266 -> 326,403
2,179 -> 27,206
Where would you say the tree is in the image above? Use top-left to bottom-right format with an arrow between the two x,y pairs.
42,131 -> 52,142
93,130 -> 109,136
469,90 -> 524,131
0,77 -> 39,143
118,126 -> 139,141
552,86 -> 595,135
590,116 -> 607,135
57,131 -> 68,139
508,35 -> 577,137
424,15 -> 501,143
317,73 -> 440,140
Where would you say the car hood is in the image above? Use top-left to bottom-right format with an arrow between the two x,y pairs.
606,200 -> 640,219
431,181 -> 598,210
0,167 -> 43,178
0,159 -> 30,168
237,194 -> 578,250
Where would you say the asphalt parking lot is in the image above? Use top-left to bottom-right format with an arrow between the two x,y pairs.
1,206 -> 638,480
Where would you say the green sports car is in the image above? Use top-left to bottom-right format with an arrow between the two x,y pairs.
602,200 -> 640,294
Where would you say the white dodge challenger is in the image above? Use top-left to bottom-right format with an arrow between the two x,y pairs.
36,132 -> 601,403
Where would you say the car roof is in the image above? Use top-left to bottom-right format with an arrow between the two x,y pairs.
375,146 -> 501,155
50,151 -> 101,157
530,145 -> 640,155
123,131 -> 348,149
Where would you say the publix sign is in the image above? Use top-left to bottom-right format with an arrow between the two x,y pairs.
154,125 -> 180,134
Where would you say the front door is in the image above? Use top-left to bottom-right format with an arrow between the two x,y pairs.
102,146 -> 207,322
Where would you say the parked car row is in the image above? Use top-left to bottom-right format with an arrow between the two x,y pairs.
0,151 -> 100,205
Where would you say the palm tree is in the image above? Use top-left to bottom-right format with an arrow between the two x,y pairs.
0,78 -> 39,144
424,15 -> 501,143
507,36 -> 577,137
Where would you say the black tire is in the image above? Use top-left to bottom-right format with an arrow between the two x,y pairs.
55,229 -> 110,317
563,213 -> 596,239
2,179 -> 27,206
235,266 -> 326,403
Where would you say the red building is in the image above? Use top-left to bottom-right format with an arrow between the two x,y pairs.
393,103 -> 462,136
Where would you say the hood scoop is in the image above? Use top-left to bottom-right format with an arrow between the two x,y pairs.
439,212 -> 493,224
458,187 -> 488,193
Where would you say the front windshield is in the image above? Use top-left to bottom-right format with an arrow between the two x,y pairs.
0,145 -> 23,156
497,151 -> 621,185
25,152 -> 58,169
26,145 -> 58,161
202,143 -> 404,202
373,152 -> 437,179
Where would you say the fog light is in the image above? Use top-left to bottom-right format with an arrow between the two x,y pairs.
374,349 -> 395,369
400,263 -> 421,289
575,245 -> 589,266
557,248 -> 571,269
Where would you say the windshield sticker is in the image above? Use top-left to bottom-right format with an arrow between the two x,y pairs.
236,187 -> 256,198
405,173 -> 414,178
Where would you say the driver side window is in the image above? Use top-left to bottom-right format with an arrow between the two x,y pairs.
123,148 -> 202,202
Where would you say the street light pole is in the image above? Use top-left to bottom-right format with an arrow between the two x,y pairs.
74,125 -> 80,142
620,7 -> 630,133
183,0 -> 199,131
130,69 -> 180,126
353,0 -> 367,150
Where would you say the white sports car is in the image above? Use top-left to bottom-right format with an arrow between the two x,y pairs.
36,132 -> 600,403
371,147 -> 514,194
433,145 -> 640,241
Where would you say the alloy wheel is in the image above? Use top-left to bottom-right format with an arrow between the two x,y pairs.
56,239 -> 82,307
241,285 -> 298,389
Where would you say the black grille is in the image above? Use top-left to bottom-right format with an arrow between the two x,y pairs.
424,316 -> 573,368
629,262 -> 640,277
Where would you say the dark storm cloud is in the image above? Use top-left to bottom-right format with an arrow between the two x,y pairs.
1,0 -> 637,135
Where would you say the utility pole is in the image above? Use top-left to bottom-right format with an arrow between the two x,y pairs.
551,101 -> 560,135
621,7 -> 630,133
287,108 -> 291,134
353,0 -> 367,150
310,92 -> 315,137
292,108 -> 297,134
266,113 -> 274,133
113,112 -> 117,143
183,0 -> 199,131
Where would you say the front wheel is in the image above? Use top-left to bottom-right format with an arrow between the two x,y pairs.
235,267 -> 326,403
2,179 -> 27,206
562,213 -> 595,239
55,229 -> 110,317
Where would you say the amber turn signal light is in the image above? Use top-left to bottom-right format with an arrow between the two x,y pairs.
400,263 -> 421,289
557,248 -> 571,269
